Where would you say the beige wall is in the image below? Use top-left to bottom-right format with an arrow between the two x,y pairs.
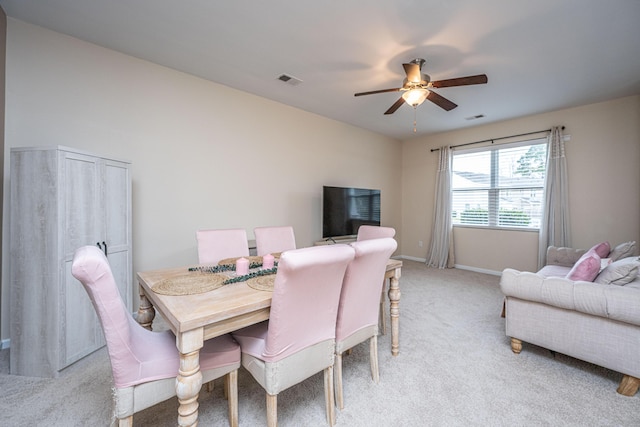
0,20 -> 402,341
402,95 -> 640,274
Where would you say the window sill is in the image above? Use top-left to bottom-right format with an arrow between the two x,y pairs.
453,224 -> 540,233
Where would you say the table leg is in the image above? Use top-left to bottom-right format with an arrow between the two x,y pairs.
379,280 -> 387,336
137,285 -> 155,330
176,328 -> 204,427
388,268 -> 401,356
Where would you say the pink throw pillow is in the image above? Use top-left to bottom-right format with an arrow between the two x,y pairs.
566,249 -> 601,282
590,242 -> 611,258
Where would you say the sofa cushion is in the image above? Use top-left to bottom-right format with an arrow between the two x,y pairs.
595,256 -> 640,286
546,246 -> 587,267
537,264 -> 571,278
609,241 -> 636,261
500,268 -> 640,326
565,249 -> 601,282
590,242 -> 611,258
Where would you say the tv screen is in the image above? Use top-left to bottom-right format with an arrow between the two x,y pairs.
322,186 -> 381,239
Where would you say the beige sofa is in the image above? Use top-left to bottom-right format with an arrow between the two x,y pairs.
500,242 -> 640,396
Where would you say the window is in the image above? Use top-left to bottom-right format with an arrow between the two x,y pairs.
451,138 -> 547,229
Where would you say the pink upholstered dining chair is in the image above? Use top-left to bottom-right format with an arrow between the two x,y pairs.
333,237 -> 397,409
71,245 -> 241,427
356,225 -> 397,334
356,225 -> 396,241
254,225 -> 296,256
196,228 -> 250,264
231,245 -> 355,427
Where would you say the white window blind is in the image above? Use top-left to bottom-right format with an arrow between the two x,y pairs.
451,138 -> 547,229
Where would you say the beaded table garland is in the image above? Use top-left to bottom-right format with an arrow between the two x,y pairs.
222,267 -> 277,284
217,256 -> 264,266
188,259 -> 278,286
188,260 -> 278,274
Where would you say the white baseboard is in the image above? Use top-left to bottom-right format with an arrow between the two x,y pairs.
1,339 -> 10,350
399,255 -> 426,262
454,264 -> 502,276
397,256 -> 502,276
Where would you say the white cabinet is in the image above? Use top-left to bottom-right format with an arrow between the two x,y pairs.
9,146 -> 132,377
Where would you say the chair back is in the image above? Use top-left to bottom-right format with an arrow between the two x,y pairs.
263,245 -> 355,361
71,246 -> 178,388
336,238 -> 397,342
356,225 -> 396,241
196,228 -> 249,264
254,225 -> 296,256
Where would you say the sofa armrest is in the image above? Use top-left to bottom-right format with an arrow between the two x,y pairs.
546,246 -> 586,267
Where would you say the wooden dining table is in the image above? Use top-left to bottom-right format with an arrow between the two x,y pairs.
136,258 -> 402,427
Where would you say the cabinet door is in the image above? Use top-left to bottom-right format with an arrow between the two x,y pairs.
102,159 -> 132,309
60,152 -> 104,368
63,152 -> 101,254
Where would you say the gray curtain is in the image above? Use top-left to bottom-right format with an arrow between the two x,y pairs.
538,126 -> 570,268
427,146 -> 454,269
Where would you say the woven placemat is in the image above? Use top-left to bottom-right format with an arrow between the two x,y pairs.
246,275 -> 276,291
152,273 -> 226,296
217,256 -> 263,266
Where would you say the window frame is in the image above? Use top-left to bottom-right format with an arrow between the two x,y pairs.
451,137 -> 548,231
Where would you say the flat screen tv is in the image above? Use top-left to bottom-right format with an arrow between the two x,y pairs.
322,186 -> 381,239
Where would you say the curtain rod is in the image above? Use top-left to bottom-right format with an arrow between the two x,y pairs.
430,126 -> 565,152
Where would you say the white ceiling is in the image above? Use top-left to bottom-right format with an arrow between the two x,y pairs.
2,0 -> 640,140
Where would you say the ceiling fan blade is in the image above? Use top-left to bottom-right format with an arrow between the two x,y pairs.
354,88 -> 401,97
427,91 -> 458,111
403,63 -> 422,83
384,97 -> 406,115
430,74 -> 488,88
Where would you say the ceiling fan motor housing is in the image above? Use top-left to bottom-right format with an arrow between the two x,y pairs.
402,75 -> 430,90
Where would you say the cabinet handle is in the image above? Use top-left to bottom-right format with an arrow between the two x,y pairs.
96,241 -> 107,256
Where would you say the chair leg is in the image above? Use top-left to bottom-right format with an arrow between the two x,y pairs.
266,393 -> 277,427
226,371 -> 238,427
118,416 -> 133,427
207,380 -> 214,393
334,352 -> 344,410
370,335 -> 379,383
324,366 -> 336,426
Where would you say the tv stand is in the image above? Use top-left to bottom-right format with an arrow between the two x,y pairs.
314,236 -> 357,246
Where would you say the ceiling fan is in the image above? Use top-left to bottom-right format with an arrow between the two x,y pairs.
354,58 -> 488,115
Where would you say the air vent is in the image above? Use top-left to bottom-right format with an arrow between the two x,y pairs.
277,74 -> 303,86
465,114 -> 485,121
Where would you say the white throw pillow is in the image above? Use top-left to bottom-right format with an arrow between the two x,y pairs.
609,241 -> 636,262
594,256 -> 640,286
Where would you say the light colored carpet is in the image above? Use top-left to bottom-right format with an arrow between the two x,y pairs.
1,260 -> 638,426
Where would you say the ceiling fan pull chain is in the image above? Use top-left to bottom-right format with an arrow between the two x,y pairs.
413,106 -> 418,133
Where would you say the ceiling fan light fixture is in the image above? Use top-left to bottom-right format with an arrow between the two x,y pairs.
402,88 -> 429,107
